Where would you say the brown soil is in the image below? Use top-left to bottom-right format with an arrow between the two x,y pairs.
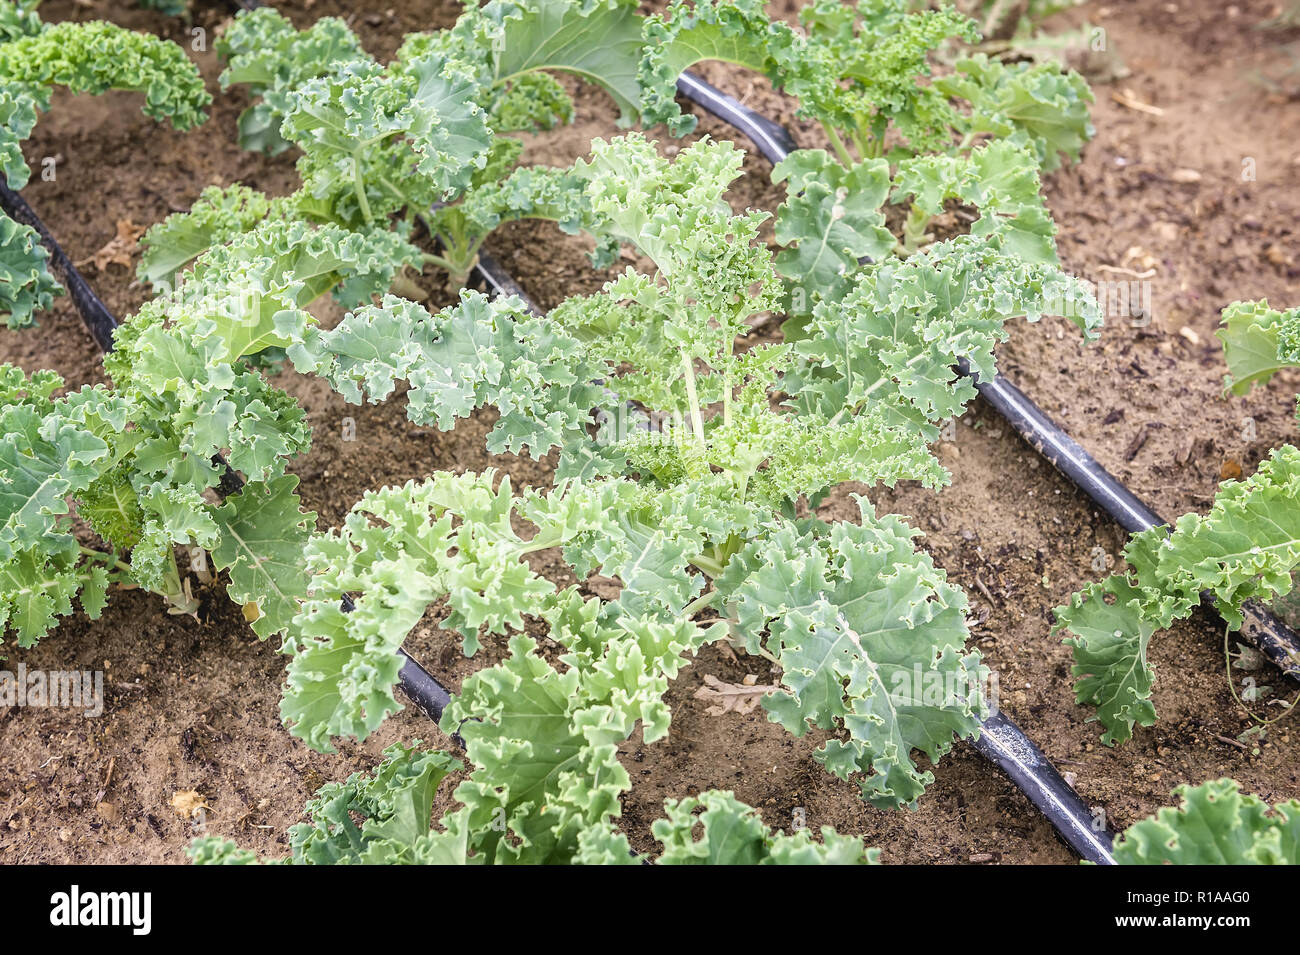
2,0 -> 1299,865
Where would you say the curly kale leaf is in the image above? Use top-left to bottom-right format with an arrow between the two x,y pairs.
279,472 -> 614,751
0,82 -> 38,188
936,54 -> 1095,173
639,0 -> 790,135
137,184 -> 274,291
893,140 -> 1060,265
443,0 -> 645,127
210,475 -> 316,644
772,149 -> 893,316
0,214 -> 60,328
0,20 -> 209,129
1113,779 -> 1300,865
1056,444 -> 1300,744
717,502 -> 985,809
1218,298 -> 1300,397
218,8 -> 370,155
280,56 -> 490,229
653,790 -> 879,864
293,291 -> 607,460
791,230 -> 1099,437
0,1 -> 42,44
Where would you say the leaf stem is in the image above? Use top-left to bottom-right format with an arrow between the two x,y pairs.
821,121 -> 856,169
351,157 -> 373,225
78,545 -> 132,576
421,251 -> 459,273
680,352 -> 706,442
680,589 -> 720,619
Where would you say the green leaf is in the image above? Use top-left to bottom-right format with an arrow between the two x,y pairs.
0,20 -> 210,129
296,291 -> 607,460
280,472 -> 606,751
639,0 -> 787,134
456,0 -> 645,127
653,790 -> 878,864
217,8 -> 370,155
772,150 -> 894,316
280,58 -> 490,228
0,84 -> 38,189
0,213 -> 60,328
0,548 -> 85,648
0,371 -> 142,646
791,231 -> 1099,433
717,504 -> 985,809
1114,779 -> 1300,865
137,183 -> 273,290
936,54 -> 1095,173
186,839 -> 263,865
162,213 -> 421,326
775,1 -> 977,158
0,402 -> 111,562
1056,576 -> 1160,746
210,475 -> 316,643
1217,298 -> 1300,396
296,744 -> 462,864
0,2 -> 42,44
894,141 -> 1060,265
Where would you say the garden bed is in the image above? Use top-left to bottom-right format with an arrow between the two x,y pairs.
1,0 -> 1299,864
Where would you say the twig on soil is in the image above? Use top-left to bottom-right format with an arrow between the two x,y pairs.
1111,89 -> 1164,115
1212,733 -> 1248,751
1123,424 -> 1151,462
92,755 -> 116,804
1096,264 -> 1157,279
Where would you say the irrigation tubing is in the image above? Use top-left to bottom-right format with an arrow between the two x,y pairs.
973,712 -> 1115,862
1,180 -> 119,352
471,250 -> 1117,865
675,71 -> 1300,684
0,181 -> 455,726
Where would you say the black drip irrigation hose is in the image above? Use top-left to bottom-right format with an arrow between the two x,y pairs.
472,250 -> 538,308
471,249 -> 1117,865
674,73 -> 799,165
974,712 -> 1114,862
1,180 -> 119,352
0,183 -> 455,726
